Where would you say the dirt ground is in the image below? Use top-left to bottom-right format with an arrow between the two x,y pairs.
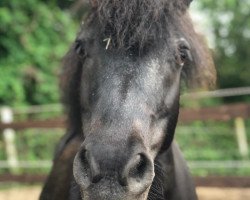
0,187 -> 250,200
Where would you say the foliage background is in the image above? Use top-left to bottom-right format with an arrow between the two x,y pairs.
0,0 -> 78,106
198,0 -> 250,103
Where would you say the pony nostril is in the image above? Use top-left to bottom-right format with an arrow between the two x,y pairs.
80,148 -> 103,184
129,153 -> 148,180
79,149 -> 89,172
121,153 -> 153,189
75,148 -> 103,185
89,155 -> 103,184
80,149 -> 87,163
91,174 -> 103,184
73,148 -> 91,189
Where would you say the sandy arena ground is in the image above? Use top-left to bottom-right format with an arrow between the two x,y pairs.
0,186 -> 250,200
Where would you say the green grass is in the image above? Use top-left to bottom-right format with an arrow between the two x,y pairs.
176,119 -> 250,176
0,128 -> 64,174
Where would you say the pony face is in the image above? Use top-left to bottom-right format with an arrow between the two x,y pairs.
56,0 -> 215,199
72,28 -> 193,200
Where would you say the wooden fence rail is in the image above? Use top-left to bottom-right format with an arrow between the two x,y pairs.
179,103 -> 250,123
1,103 -> 250,131
0,104 -> 250,131
0,118 -> 65,131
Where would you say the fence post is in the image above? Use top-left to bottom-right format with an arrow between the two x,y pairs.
234,117 -> 249,159
0,107 -> 19,174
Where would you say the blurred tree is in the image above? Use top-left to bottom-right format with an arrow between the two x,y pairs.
0,0 -> 78,106
198,0 -> 250,102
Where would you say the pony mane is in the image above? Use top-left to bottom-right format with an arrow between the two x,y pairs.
88,0 -> 192,50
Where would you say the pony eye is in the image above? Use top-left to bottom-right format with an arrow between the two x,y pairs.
75,39 -> 87,57
179,46 -> 192,63
176,38 -> 193,66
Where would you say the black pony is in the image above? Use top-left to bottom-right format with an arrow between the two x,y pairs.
40,0 -> 215,199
